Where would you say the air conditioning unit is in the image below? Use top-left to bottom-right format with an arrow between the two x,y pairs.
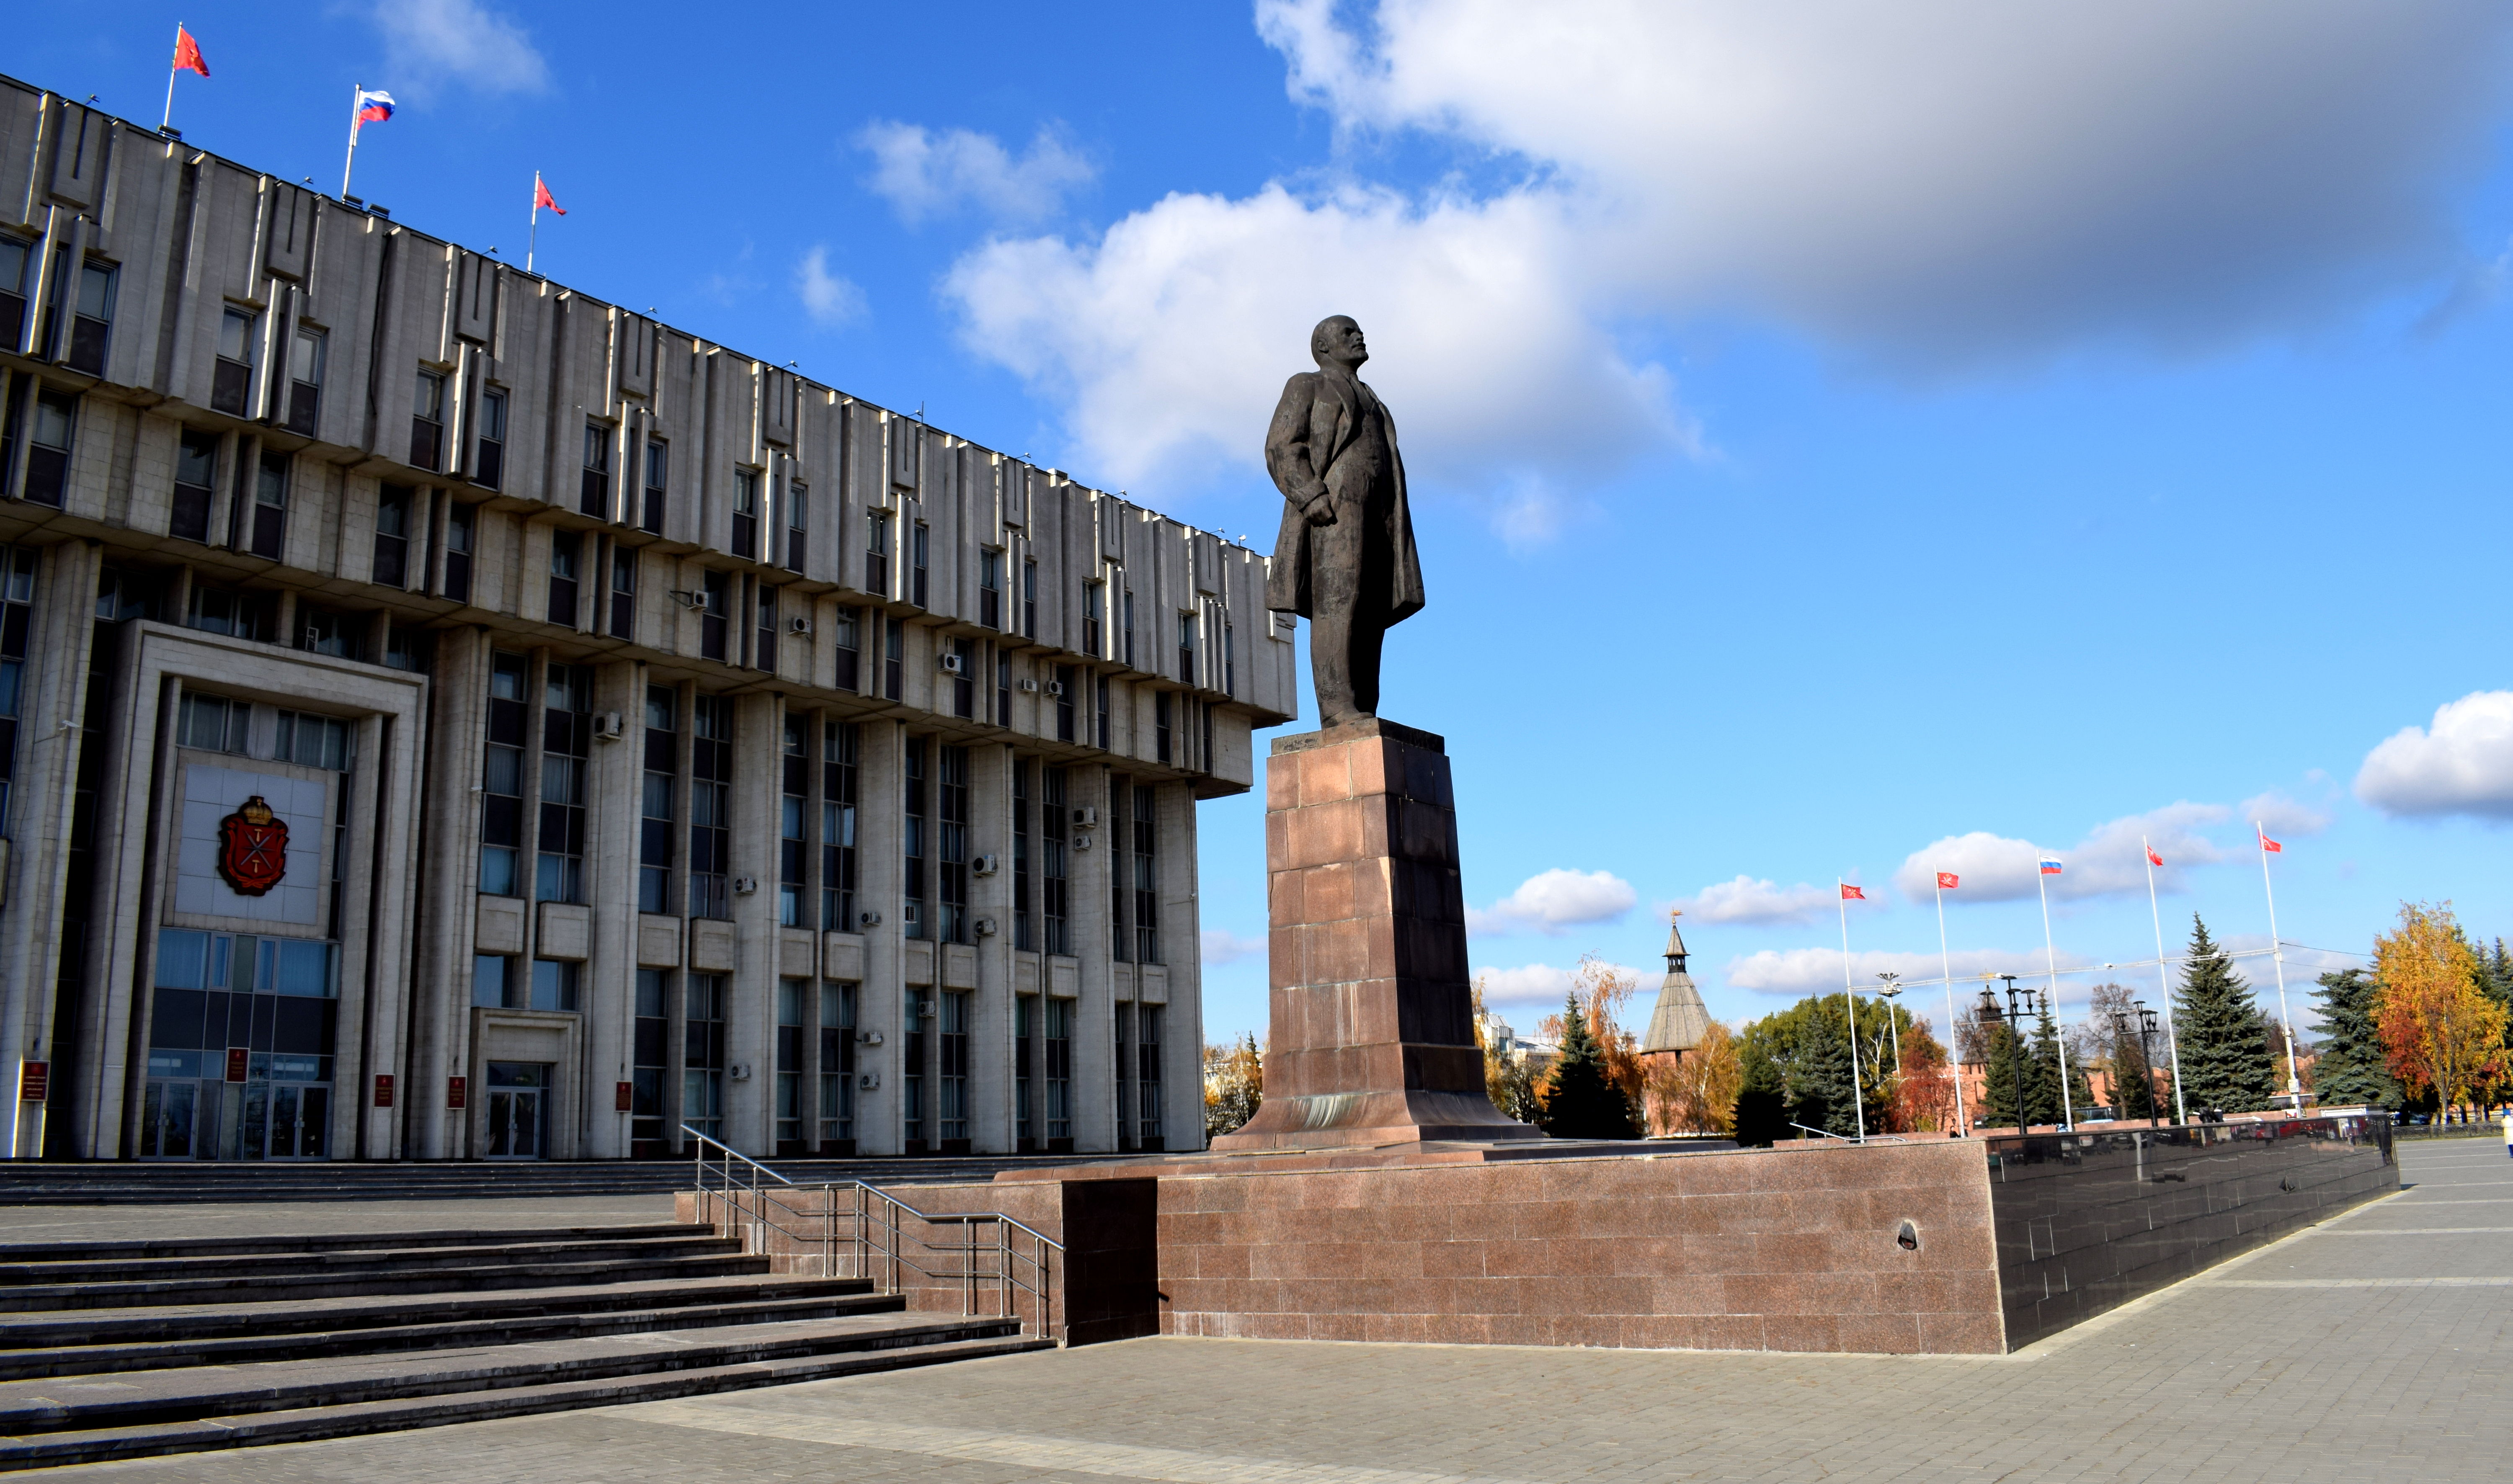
591,711 -> 625,742
971,854 -> 999,877
858,1072 -> 880,1091
975,916 -> 998,936
858,910 -> 882,929
1020,678 -> 1040,693
1072,806 -> 1099,829
1072,834 -> 1092,852
919,1000 -> 938,1019
857,1029 -> 883,1047
787,615 -> 813,635
938,652 -> 965,674
1044,681 -> 1065,697
669,589 -> 708,610
731,875 -> 759,895
728,1062 -> 753,1082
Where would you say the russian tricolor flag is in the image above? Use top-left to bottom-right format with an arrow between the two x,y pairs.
355,89 -> 396,127
2038,858 -> 2063,875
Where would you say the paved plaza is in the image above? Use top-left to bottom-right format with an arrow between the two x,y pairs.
20,1137 -> 2506,1481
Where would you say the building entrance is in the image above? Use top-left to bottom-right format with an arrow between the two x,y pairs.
483,1062 -> 549,1158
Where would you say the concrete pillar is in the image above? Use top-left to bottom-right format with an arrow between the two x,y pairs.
854,719 -> 903,1154
1071,762 -> 1116,1153
725,691 -> 780,1156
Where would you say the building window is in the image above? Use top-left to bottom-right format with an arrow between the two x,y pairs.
411,368 -> 445,471
699,569 -> 729,662
639,685 -> 676,914
299,605 -> 364,662
1045,995 -> 1073,1144
547,529 -> 581,629
820,982 -> 857,1148
212,306 -> 255,415
979,549 -> 1002,629
785,479 -> 808,574
443,503 -> 476,604
186,583 -> 266,641
1155,691 -> 1172,765
1022,557 -> 1037,639
581,422 -> 611,517
1013,761 -> 1034,952
882,616 -> 903,701
949,636 -> 974,719
384,623 -> 431,673
641,438 -> 666,533
910,522 -> 929,608
689,695 -> 732,919
940,990 -> 970,1144
21,388 -> 75,507
1016,994 -> 1037,1149
286,326 -> 324,435
478,652 -> 527,894
176,691 -> 249,753
754,585 -> 779,672
938,745 -> 970,945
903,737 -> 927,941
609,547 -> 636,639
95,564 -> 160,623
0,237 -> 28,349
813,722 -> 862,936
1122,589 -> 1136,668
248,450 -> 289,560
1095,673 -> 1111,750
1224,621 -> 1235,696
779,716 -> 807,927
1178,613 -> 1197,686
995,652 -> 1011,728
374,484 -> 412,588
1115,1002 -> 1134,1150
472,953 -> 514,1009
864,508 -> 890,594
1133,784 -> 1159,964
632,969 -> 668,1149
62,255 -> 115,375
531,958 -> 581,1012
1042,766 -> 1069,956
1138,1005 -> 1164,1150
903,988 -> 930,1151
1110,780 -> 1130,965
732,469 -> 759,562
171,428 -> 217,543
684,973 -> 726,1143
777,979 -> 807,1151
1084,582 -> 1103,657
537,663 -> 591,904
832,606 -> 860,692
474,388 -> 507,490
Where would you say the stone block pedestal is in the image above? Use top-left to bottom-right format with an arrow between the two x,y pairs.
1212,717 -> 1535,1151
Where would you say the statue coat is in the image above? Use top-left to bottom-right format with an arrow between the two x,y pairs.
1262,369 -> 1426,626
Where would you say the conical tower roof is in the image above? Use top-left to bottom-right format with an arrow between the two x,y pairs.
1641,915 -> 1711,1054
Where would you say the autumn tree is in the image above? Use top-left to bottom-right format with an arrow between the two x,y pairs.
1538,991 -> 1639,1139
1646,1020 -> 1743,1135
1539,956 -> 1647,1132
2373,902 -> 2509,1119
1882,1014 -> 1955,1133
1202,1033 -> 1263,1138
1469,974 -> 1542,1125
2173,914 -> 2277,1115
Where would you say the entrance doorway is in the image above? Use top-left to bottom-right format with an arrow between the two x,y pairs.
484,1062 -> 550,1158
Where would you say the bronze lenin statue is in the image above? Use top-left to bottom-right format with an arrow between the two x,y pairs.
1263,316 -> 1425,728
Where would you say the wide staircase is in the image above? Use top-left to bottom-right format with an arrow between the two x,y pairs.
0,1220 -> 1052,1469
0,1154 -> 1086,1206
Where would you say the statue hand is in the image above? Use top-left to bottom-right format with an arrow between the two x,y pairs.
1303,497 -> 1337,528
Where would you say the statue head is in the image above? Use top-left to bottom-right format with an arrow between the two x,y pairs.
1310,315 -> 1368,372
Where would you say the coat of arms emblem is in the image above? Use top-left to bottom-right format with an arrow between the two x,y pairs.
216,795 -> 289,897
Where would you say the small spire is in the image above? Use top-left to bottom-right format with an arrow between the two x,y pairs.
1663,910 -> 1688,971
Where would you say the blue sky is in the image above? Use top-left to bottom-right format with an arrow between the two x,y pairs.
20,2 -> 2513,1047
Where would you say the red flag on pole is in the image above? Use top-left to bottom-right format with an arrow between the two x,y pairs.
1935,872 -> 1958,890
534,174 -> 566,215
1840,884 -> 1866,901
173,26 -> 210,78
2259,831 -> 2282,854
2145,847 -> 2163,867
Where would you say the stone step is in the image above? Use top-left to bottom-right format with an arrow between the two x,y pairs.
0,1251 -> 771,1313
0,1287 -> 904,1381
0,1272 -> 869,1350
0,1155 -> 1111,1205
0,1329 -> 1052,1469
0,1232 -> 739,1287
0,1221 -> 694,1265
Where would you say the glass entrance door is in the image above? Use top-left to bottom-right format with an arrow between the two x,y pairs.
484,1062 -> 548,1158
138,1079 -> 201,1158
266,1082 -> 330,1159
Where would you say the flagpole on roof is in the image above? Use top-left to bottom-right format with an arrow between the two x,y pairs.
528,172 -> 540,274
2144,835 -> 2188,1124
2035,852 -> 2074,1128
163,24 -> 181,130
1837,881 -> 1866,1144
2257,822 -> 2304,1108
341,83 -> 361,198
1935,875 -> 1965,1134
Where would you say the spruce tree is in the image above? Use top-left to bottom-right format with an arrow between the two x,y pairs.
2173,914 -> 2276,1114
2025,1000 -> 2072,1128
2113,1024 -> 2161,1121
1731,1038 -> 1787,1147
1540,992 -> 1638,1139
2308,968 -> 2400,1108
1786,1000 -> 1859,1136
1974,1021 -> 2032,1131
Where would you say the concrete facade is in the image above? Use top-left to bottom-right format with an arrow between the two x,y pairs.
0,76 -> 1293,1162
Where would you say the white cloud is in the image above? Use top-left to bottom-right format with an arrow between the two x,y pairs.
1894,802 -> 2236,904
1669,876 -> 1835,927
370,0 -> 547,96
1466,868 -> 1636,936
942,1 -> 2506,516
1722,947 -> 2097,1004
2355,690 -> 2513,820
1201,928 -> 1268,966
1471,960 -> 1651,1017
857,122 -> 1094,226
2239,791 -> 2333,839
795,247 -> 865,328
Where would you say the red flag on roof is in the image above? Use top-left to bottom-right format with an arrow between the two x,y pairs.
1840,884 -> 1866,901
173,26 -> 210,78
1935,872 -> 1958,889
534,174 -> 566,216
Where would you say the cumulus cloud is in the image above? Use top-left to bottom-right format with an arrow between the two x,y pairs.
1894,802 -> 2237,903
1466,868 -> 1637,936
858,122 -> 1094,225
1723,947 -> 2095,1003
370,0 -> 547,96
2355,690 -> 2513,819
1668,876 -> 1836,927
1471,960 -> 1651,1018
941,1 -> 2509,515
795,247 -> 865,327
1201,928 -> 1268,966
2239,791 -> 2333,839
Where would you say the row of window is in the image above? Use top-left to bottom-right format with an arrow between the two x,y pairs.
0,236 -> 113,377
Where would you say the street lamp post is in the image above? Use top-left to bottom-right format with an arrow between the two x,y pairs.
1875,974 -> 1904,1075
2134,1002 -> 2162,1130
1979,976 -> 2034,1138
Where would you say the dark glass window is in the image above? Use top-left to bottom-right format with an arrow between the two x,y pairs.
639,685 -> 676,914
684,974 -> 726,1142
938,745 -> 969,945
1045,995 -> 1072,1143
64,256 -> 114,374
699,569 -> 729,662
444,502 -> 476,603
0,547 -> 38,824
832,605 -> 860,692
903,737 -> 927,941
755,585 -> 778,672
212,306 -> 255,415
1095,673 -> 1111,750
410,369 -> 445,471
1122,589 -> 1135,668
1021,557 -> 1037,638
22,389 -> 75,507
980,549 -> 1002,629
940,989 -> 970,1144
949,636 -> 974,719
478,652 -> 528,894
1156,690 -> 1172,765
882,616 -> 902,701
1133,784 -> 1159,964
1054,664 -> 1076,743
732,469 -> 759,562
609,547 -> 635,639
286,326 -> 324,435
171,428 -> 217,543
186,583 -> 267,642
1115,1002 -> 1134,1149
777,979 -> 807,1149
641,438 -> 666,533
632,969 -> 668,1148
1085,582 -> 1103,656
819,982 -> 857,1147
1138,1004 -> 1164,1149
1017,993 -> 1037,1147
298,605 -> 364,662
537,663 -> 592,903
531,958 -> 581,1012
547,529 -> 581,629
248,450 -> 288,559
1224,621 -> 1235,696
785,479 -> 808,574
373,484 -> 412,588
1042,766 -> 1069,956
864,508 -> 890,594
581,422 -> 611,517
779,716 -> 807,927
473,388 -> 507,490
996,652 -> 1012,728
911,522 -> 929,608
1110,779 -> 1130,964
688,696 -> 732,918
822,721 -> 858,931
384,623 -> 432,673
1013,761 -> 1034,952
1178,613 -> 1196,686
0,237 -> 28,350
903,988 -> 930,1150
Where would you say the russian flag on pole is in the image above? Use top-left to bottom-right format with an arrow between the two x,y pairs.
355,89 -> 396,126
2038,858 -> 2063,875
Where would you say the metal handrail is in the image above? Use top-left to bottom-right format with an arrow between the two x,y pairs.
1789,1122 -> 1910,1144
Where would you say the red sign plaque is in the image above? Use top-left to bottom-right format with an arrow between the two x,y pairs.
615,1080 -> 634,1113
372,1074 -> 395,1108
446,1075 -> 467,1110
17,1061 -> 47,1103
215,795 -> 289,897
224,1047 -> 250,1083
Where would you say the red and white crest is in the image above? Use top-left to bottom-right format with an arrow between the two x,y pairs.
216,795 -> 289,897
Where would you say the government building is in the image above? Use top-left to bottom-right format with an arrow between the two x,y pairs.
0,75 -> 1293,1162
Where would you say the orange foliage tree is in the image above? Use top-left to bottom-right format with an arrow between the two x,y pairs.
2373,902 -> 2509,1117
1882,1014 -> 1956,1133
1645,1020 -> 1743,1134
1538,955 -> 1646,1125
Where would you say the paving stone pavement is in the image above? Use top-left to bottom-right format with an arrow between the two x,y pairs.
22,1139 -> 2506,1482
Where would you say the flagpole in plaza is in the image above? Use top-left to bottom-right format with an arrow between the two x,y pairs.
2035,854 -> 2074,1128
1935,872 -> 1966,1134
1838,881 -> 1867,1143
2143,835 -> 2188,1124
2257,823 -> 2304,1108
